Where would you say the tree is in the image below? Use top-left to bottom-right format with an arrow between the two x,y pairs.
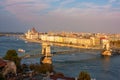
110,40 -> 120,47
0,73 -> 5,80
78,71 -> 91,80
29,63 -> 54,74
3,49 -> 21,68
38,63 -> 53,74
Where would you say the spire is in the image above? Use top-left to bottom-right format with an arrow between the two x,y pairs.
31,27 -> 37,33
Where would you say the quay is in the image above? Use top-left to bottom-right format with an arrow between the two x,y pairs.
111,48 -> 120,55
25,38 -> 101,49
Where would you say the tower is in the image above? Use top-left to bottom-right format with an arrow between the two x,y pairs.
41,43 -> 52,64
102,40 -> 111,56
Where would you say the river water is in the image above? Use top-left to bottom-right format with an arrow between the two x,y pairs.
0,36 -> 120,80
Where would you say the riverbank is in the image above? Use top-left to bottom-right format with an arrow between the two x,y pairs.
20,36 -> 102,54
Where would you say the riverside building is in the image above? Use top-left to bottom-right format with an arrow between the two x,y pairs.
25,28 -> 98,48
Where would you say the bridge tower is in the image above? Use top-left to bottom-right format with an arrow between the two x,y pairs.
102,41 -> 111,56
41,43 -> 52,64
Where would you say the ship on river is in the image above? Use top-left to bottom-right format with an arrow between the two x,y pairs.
18,48 -> 25,53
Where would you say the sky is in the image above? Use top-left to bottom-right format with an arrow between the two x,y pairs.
0,0 -> 120,33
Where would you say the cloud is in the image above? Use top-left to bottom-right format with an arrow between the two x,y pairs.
38,4 -> 120,32
3,0 -> 119,20
60,0 -> 75,6
78,2 -> 111,9
49,7 -> 120,19
1,0 -> 120,33
108,0 -> 116,3
5,0 -> 49,11
4,0 -> 49,22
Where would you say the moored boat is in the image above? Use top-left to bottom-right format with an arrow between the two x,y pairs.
18,48 -> 25,53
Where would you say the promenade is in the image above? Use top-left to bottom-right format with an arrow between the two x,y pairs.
23,36 -> 102,50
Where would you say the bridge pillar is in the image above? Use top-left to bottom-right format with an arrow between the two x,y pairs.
41,43 -> 52,64
102,41 -> 112,56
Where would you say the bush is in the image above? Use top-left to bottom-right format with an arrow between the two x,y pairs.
78,71 -> 91,80
29,63 -> 54,74
110,40 -> 120,47
29,64 -> 35,70
38,64 -> 53,74
0,73 -> 5,80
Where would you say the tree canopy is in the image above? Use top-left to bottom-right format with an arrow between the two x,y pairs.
4,50 -> 18,59
78,71 -> 91,80
3,49 -> 21,68
110,40 -> 120,47
29,63 -> 54,74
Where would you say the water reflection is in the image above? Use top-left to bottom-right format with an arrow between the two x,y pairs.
101,56 -> 111,80
102,56 -> 110,71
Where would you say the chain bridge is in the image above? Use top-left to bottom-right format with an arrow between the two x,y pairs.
20,42 -> 120,64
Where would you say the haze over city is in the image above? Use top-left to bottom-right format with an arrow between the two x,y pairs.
0,0 -> 120,33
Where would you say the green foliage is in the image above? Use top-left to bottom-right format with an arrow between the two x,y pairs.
21,64 -> 31,74
29,64 -> 35,70
38,64 -> 53,74
110,40 -> 120,47
29,63 -> 54,74
21,64 -> 28,70
78,71 -> 91,80
3,49 -> 21,68
53,72 -> 64,77
4,49 -> 18,59
0,73 -> 5,80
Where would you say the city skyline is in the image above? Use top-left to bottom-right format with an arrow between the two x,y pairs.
0,0 -> 120,33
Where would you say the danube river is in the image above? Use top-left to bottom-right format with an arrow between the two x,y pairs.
0,36 -> 120,80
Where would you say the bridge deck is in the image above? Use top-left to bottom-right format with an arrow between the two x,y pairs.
20,48 -> 102,59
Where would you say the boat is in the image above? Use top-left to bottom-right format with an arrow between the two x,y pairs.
25,41 -> 28,43
18,48 -> 25,53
